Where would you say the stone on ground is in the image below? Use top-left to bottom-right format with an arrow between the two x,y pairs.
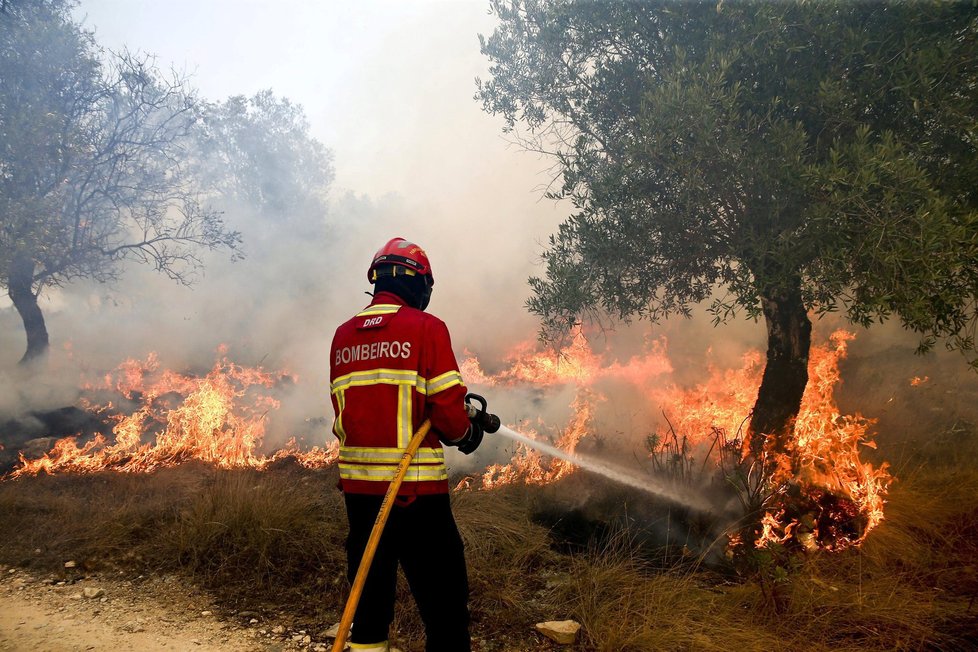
535,619 -> 581,644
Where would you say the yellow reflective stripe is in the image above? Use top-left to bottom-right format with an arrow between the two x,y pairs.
340,447 -> 445,464
333,390 -> 347,445
349,643 -> 389,650
398,384 -> 412,448
332,369 -> 464,397
331,369 -> 419,394
339,463 -> 448,482
356,304 -> 401,317
426,370 -> 464,395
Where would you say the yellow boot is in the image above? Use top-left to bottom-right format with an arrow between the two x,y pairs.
348,642 -> 389,652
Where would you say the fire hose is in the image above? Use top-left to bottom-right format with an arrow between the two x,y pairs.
331,394 -> 499,651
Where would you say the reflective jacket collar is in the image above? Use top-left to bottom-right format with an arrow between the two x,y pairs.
370,291 -> 409,309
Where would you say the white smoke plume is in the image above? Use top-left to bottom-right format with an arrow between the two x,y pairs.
2,0 -> 975,472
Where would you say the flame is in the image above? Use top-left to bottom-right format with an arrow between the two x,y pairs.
9,350 -> 336,478
482,390 -> 600,488
755,331 -> 889,550
497,329 -> 604,386
460,327 -> 891,551
464,329 -> 673,389
461,328 -> 632,488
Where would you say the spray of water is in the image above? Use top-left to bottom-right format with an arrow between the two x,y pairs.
495,424 -> 716,514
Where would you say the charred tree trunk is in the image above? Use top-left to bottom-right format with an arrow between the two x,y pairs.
7,255 -> 49,364
749,279 -> 812,458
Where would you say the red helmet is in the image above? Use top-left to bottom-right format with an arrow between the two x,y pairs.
367,237 -> 434,285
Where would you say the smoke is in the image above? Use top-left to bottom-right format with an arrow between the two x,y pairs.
3,0 -> 977,490
0,1 -> 562,445
0,183 -> 550,423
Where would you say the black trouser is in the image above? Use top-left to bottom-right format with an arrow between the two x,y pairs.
344,492 -> 471,652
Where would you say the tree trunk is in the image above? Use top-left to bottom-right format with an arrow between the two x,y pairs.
8,255 -> 49,364
748,279 -> 812,458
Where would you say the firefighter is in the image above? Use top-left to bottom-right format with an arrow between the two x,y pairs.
329,237 -> 484,652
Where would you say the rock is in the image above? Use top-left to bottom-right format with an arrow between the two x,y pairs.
70,593 -> 83,600
535,620 -> 581,645
82,587 -> 105,599
302,635 -> 312,644
201,610 -> 212,616
239,610 -> 259,618
250,619 -> 259,625
64,561 -> 77,569
271,625 -> 286,635
321,622 -> 349,639
543,572 -> 572,590
20,437 -> 59,460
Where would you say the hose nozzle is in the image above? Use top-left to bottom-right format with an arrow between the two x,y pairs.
464,393 -> 500,433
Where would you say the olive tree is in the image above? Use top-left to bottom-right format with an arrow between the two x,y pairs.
478,0 -> 978,457
197,90 -> 334,231
1,0 -> 240,363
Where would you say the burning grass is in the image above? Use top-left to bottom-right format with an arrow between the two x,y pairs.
0,430 -> 974,651
6,349 -> 337,478
7,329 -> 888,558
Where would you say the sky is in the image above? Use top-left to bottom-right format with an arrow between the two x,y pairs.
74,2 -> 494,192
73,0 -> 562,217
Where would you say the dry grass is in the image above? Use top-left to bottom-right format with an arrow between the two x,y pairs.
156,465 -> 348,605
1,428 -> 976,651
0,461 -> 349,618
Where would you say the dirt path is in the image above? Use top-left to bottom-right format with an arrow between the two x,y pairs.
0,565 -> 327,651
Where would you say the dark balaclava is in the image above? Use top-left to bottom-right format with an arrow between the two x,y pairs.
373,268 -> 433,311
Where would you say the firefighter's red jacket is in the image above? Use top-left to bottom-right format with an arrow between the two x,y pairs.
329,291 -> 470,496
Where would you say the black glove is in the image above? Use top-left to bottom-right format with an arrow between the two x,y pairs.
457,422 -> 484,455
